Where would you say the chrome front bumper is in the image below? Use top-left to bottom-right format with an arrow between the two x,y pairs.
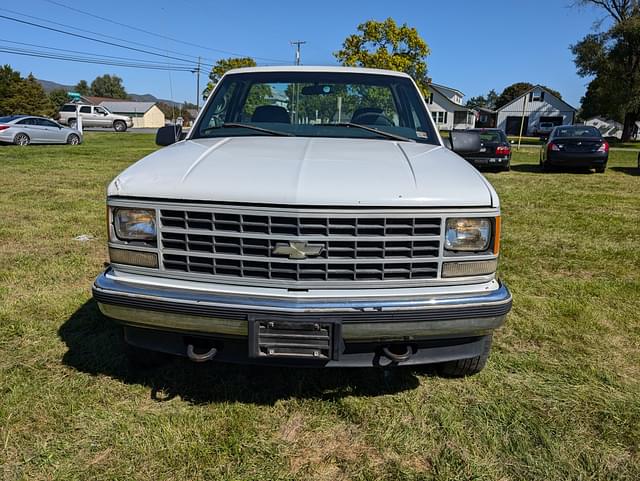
93,267 -> 511,342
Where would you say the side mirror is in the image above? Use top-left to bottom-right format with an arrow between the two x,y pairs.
156,125 -> 183,146
446,131 -> 482,154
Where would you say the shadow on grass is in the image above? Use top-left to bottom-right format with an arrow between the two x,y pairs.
59,300 -> 422,405
610,166 -> 640,176
510,164 -> 597,175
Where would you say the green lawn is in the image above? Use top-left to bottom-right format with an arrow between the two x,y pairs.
1,133 -> 639,480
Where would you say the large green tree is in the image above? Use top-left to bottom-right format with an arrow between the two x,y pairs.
0,67 -> 55,117
90,74 -> 128,99
48,88 -> 69,113
203,57 -> 256,99
334,18 -> 430,94
572,0 -> 640,140
74,80 -> 90,96
495,82 -> 563,109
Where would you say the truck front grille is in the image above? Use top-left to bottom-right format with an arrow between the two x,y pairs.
158,207 -> 443,287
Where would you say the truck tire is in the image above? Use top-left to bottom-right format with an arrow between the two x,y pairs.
436,335 -> 493,377
124,343 -> 169,369
68,118 -> 77,129
113,120 -> 127,132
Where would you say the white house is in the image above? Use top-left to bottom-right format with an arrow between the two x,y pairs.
425,83 -> 476,130
495,85 -> 576,136
99,101 -> 165,128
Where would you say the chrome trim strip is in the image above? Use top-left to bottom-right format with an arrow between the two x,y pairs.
93,268 -> 511,313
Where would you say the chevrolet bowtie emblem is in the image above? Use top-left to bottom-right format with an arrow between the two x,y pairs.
273,241 -> 324,259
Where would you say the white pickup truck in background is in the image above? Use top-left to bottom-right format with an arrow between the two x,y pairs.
59,103 -> 133,132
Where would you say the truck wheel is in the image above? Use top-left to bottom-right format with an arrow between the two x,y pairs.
436,335 -> 493,377
114,120 -> 127,132
68,119 -> 77,129
67,133 -> 80,145
124,343 -> 169,369
14,133 -> 30,146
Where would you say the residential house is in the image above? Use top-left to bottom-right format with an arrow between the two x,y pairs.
495,85 -> 576,135
425,83 -> 476,130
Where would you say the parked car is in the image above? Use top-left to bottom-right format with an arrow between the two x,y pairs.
459,128 -> 511,171
536,121 -> 555,138
59,104 -> 133,132
92,66 -> 511,376
540,125 -> 609,173
0,115 -> 82,146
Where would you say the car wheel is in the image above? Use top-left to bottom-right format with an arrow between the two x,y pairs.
68,119 -> 77,129
595,165 -> 606,173
13,133 -> 30,146
67,133 -> 80,145
113,120 -> 127,132
124,342 -> 170,369
436,335 -> 493,377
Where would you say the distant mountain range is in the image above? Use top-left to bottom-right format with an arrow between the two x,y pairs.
37,78 -> 182,106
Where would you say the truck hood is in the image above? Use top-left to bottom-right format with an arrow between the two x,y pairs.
108,137 -> 496,207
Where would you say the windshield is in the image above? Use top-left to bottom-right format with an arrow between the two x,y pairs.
193,71 -> 437,144
553,126 -> 601,138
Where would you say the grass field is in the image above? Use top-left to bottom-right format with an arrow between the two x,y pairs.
1,133 -> 639,480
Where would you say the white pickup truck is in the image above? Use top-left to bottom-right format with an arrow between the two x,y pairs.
93,66 -> 511,375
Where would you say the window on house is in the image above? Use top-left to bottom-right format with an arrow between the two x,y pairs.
427,92 -> 434,104
431,111 -> 447,124
453,111 -> 468,124
529,91 -> 545,102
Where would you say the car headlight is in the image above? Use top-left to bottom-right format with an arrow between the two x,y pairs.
113,208 -> 156,241
445,217 -> 491,252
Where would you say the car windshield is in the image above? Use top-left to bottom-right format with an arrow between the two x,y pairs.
193,71 -> 437,144
554,126 -> 601,138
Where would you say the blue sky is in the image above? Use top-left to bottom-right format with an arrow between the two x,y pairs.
0,0 -> 605,107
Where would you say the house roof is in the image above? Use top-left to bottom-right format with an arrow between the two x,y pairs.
495,85 -> 577,113
430,82 -> 464,97
99,101 -> 156,114
429,84 -> 473,112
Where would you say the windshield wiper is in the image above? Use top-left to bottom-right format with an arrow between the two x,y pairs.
202,123 -> 295,137
318,122 -> 415,142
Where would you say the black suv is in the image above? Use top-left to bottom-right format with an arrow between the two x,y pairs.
458,128 -> 511,172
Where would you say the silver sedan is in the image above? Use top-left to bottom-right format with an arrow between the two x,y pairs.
0,115 -> 83,145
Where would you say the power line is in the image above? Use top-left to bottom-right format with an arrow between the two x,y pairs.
290,40 -> 306,65
0,38 -> 194,68
0,12 -> 207,68
40,0 -> 290,64
0,7 -> 214,67
0,46 -> 196,71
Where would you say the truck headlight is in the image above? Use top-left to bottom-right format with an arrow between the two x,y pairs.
113,208 -> 156,241
445,217 -> 491,252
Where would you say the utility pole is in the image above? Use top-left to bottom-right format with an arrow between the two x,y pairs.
196,56 -> 201,111
290,41 -> 306,124
290,40 -> 306,65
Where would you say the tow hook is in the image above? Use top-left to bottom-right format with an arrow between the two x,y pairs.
186,344 -> 218,362
381,345 -> 413,363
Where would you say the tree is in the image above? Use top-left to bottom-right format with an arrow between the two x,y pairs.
0,65 -> 22,115
203,57 -> 256,99
334,18 -> 430,94
466,90 -> 499,110
90,74 -> 128,99
572,0 -> 640,140
74,80 -> 90,96
0,73 -> 55,117
48,88 -> 69,114
494,82 -> 563,108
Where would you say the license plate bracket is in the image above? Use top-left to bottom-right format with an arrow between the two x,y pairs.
248,317 -> 342,361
